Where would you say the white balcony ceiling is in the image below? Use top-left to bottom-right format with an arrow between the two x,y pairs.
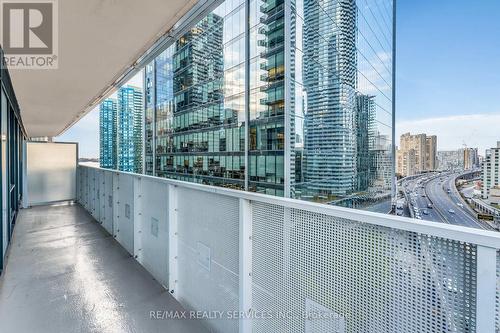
8,0 -> 198,137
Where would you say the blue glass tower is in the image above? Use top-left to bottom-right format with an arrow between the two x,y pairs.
99,98 -> 117,169
117,85 -> 143,173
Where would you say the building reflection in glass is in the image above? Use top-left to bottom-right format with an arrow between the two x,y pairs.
141,0 -> 394,208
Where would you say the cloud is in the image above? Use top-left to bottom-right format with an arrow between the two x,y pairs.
396,113 -> 500,156
55,107 -> 99,158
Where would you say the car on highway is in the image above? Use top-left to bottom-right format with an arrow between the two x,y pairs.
448,209 -> 455,214
447,189 -> 451,194
422,209 -> 429,215
457,203 -> 464,208
427,203 -> 433,208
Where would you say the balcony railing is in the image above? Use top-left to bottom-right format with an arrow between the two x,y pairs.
77,165 -> 500,333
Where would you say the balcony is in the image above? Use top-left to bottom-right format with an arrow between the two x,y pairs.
3,163 -> 500,332
0,1 -> 499,332
0,203 -> 207,333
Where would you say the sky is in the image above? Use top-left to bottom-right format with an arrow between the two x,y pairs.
396,0 -> 500,155
58,0 -> 500,158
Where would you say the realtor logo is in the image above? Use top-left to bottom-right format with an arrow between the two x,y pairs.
1,0 -> 58,69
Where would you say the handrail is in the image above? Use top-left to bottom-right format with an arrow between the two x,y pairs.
79,164 -> 500,248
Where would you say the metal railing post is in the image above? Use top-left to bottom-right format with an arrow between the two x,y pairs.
168,184 -> 179,295
239,198 -> 253,332
134,176 -> 143,261
476,245 -> 496,332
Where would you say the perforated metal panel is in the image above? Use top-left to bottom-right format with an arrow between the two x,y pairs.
496,250 -> 500,332
83,167 -> 90,210
95,169 -> 104,223
75,166 -> 500,333
113,173 -> 134,254
76,167 -> 82,203
79,167 -> 88,209
252,203 -> 477,333
89,169 -> 99,221
176,187 -> 240,333
135,177 -> 169,288
101,170 -> 114,234
305,298 -> 345,333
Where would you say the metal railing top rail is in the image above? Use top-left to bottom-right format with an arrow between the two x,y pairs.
79,164 -> 500,249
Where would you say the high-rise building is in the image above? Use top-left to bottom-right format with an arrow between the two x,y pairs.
482,142 -> 500,199
425,135 -> 437,171
142,0 -> 394,207
396,133 -> 436,177
463,147 -> 479,170
437,150 -> 462,171
436,147 -> 479,171
396,148 -> 416,177
355,94 -> 376,192
99,98 -> 117,169
117,85 -> 143,173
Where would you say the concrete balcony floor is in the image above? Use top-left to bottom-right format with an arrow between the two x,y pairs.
0,204 -> 206,333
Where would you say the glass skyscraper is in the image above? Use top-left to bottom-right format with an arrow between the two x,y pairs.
99,98 -> 117,169
145,6 -> 246,189
117,85 -> 143,173
142,0 -> 394,207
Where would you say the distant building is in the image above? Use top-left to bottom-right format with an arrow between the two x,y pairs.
437,150 -> 462,171
482,142 -> 500,199
396,148 -> 416,177
99,98 -> 117,169
117,85 -> 143,173
396,133 -> 437,177
437,147 -> 480,171
425,135 -> 437,171
490,186 -> 500,205
463,147 -> 479,170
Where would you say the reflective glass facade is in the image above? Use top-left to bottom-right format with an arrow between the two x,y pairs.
249,0 -> 286,196
99,98 -> 117,169
144,0 -> 394,206
144,63 -> 155,175
289,0 -> 393,207
146,1 -> 247,191
117,86 -> 143,173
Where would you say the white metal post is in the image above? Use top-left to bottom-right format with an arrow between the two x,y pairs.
112,172 -> 120,239
91,169 -> 96,217
21,139 -> 28,208
101,170 -> 106,224
239,198 -> 253,333
476,245 -> 496,333
134,176 -> 143,262
168,184 -> 179,296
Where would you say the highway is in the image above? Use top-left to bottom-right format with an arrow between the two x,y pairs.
400,172 -> 493,230
402,175 -> 443,222
425,173 -> 490,229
